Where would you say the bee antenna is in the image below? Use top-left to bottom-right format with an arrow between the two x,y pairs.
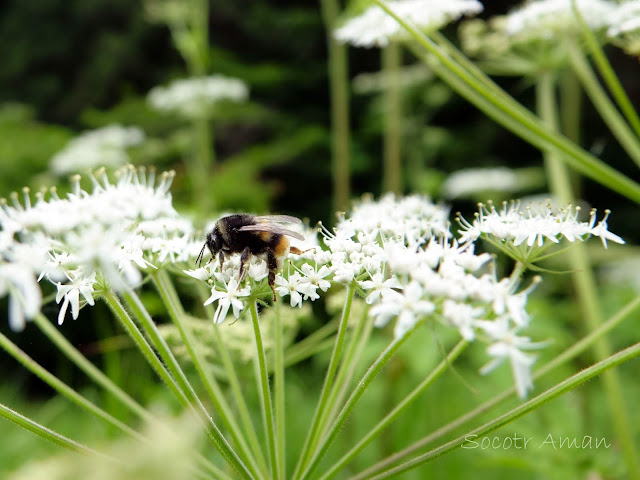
196,243 -> 207,267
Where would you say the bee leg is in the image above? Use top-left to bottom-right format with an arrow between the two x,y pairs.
218,251 -> 225,268
289,246 -> 314,255
238,247 -> 251,282
267,250 -> 278,301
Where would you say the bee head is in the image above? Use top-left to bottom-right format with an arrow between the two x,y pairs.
207,228 -> 223,255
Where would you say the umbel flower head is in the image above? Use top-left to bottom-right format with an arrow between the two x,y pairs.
460,0 -> 616,75
50,124 -> 145,175
318,194 -> 543,398
0,165 -> 201,330
334,0 -> 483,48
147,75 -> 249,119
457,200 -> 624,265
607,0 -> 640,55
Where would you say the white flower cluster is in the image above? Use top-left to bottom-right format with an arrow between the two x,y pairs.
504,0 -> 616,40
50,125 -> 145,175
607,1 -> 640,54
187,222 -> 323,324
147,75 -> 249,119
442,167 -> 520,199
457,200 -> 624,250
318,194 -> 542,398
0,166 -> 201,330
334,0 -> 483,48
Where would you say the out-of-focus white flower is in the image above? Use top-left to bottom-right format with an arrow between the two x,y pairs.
204,277 -> 250,324
334,0 -> 483,48
148,75 -> 249,119
607,1 -> 640,54
50,125 -> 145,175
0,263 -> 42,331
441,167 -> 545,199
504,0 -> 616,39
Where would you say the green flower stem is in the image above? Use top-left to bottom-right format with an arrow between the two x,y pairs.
373,0 -> 640,203
568,43 -> 640,168
274,302 -> 287,479
102,290 -> 254,480
293,283 -> 356,480
320,338 -> 469,480
0,329 -> 143,442
31,313 -> 152,423
537,73 -> 640,479
299,319 -> 422,480
0,402 -> 108,457
320,0 -> 351,212
197,279 -> 267,470
354,294 -> 640,479
32,311 -> 229,480
319,307 -> 372,438
382,42 -> 403,194
363,341 -> 640,480
152,270 -> 265,479
249,299 -> 281,480
571,0 -> 640,138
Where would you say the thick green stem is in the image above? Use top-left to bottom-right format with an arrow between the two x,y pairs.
249,299 -> 281,479
102,290 -> 254,480
382,42 -> 403,194
274,302 -> 287,478
537,72 -> 640,479
152,271 -> 265,478
320,339 -> 469,480
320,0 -> 351,212
354,295 -> 640,479
0,403 -> 107,457
568,44 -> 640,168
374,0 -> 640,204
293,283 -> 355,480
299,319 -> 422,480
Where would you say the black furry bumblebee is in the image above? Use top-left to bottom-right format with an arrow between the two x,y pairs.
197,214 -> 306,300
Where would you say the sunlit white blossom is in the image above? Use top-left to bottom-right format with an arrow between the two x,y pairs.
148,75 -> 249,119
50,125 -> 145,175
0,263 -> 42,331
204,277 -> 250,324
334,0 -> 483,48
607,1 -> 640,54
55,272 -> 96,325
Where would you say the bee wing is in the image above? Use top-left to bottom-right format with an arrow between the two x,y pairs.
238,224 -> 305,241
255,215 -> 302,224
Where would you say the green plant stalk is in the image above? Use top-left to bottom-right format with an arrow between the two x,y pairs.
364,341 -> 640,480
102,290 -> 254,480
383,42 -> 403,194
32,311 -> 229,480
192,118 -> 215,212
0,402 -> 107,457
354,294 -> 640,479
293,283 -> 356,480
320,306 -> 372,438
299,318 -> 423,480
32,312 -> 152,423
570,0 -> 640,138
537,72 -> 640,479
249,299 -> 281,480
152,271 -> 265,478
320,339 -> 469,480
196,281 -> 266,465
0,330 -> 144,442
568,43 -> 640,168
274,301 -> 287,479
373,1 -> 640,204
320,0 -> 351,212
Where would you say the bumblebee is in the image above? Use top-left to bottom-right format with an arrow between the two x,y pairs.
197,214 -> 306,300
